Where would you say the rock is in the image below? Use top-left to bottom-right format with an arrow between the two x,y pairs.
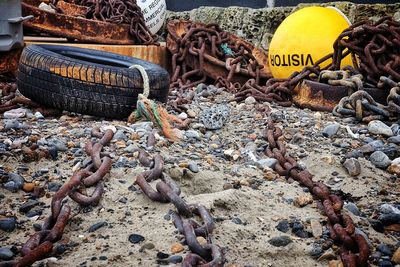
378,260 -> 393,267
3,108 -> 27,119
48,139 -> 67,151
344,203 -> 361,216
388,158 -> 400,175
368,120 -> 393,137
156,252 -> 169,259
188,163 -> 199,173
244,96 -> 256,105
19,200 -> 39,213
178,112 -> 188,120
48,146 -> 58,160
8,173 -> 25,189
276,220 -> 290,233
268,236 -> 292,247
4,181 -> 19,192
34,111 -> 44,119
322,123 -> 340,138
377,244 -> 392,256
187,109 -> 196,118
310,219 -> 323,238
369,219 -> 384,233
388,135 -> 400,144
196,83 -> 207,93
359,140 -> 384,153
4,119 -> 24,130
256,158 -> 278,170
293,194 -> 313,207
0,248 -> 14,260
168,255 -> 183,264
343,158 -> 361,176
199,105 -> 230,130
369,151 -> 391,168
379,213 -> 400,225
124,144 -> 136,153
88,221 -> 107,232
139,243 -> 155,251
392,247 -> 400,264
185,130 -> 201,140
310,245 -> 324,259
0,217 -> 16,232
22,182 -> 35,192
128,234 -> 145,244
48,182 -> 62,192
114,130 -> 127,141
379,203 -> 400,215
171,243 -> 184,253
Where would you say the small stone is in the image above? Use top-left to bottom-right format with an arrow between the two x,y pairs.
8,173 -> 25,189
369,151 -> 391,169
244,96 -> 256,105
310,219 -> 323,238
156,252 -> 169,259
187,109 -> 196,118
310,245 -> 324,259
34,112 -> 44,119
322,123 -> 340,138
140,243 -> 155,251
388,160 -> 400,175
379,203 -> 400,215
188,163 -> 199,173
4,119 -> 23,130
168,255 -> 183,264
0,247 -> 14,260
343,158 -> 361,176
0,217 -> 16,232
392,247 -> 400,264
124,144 -> 136,153
171,243 -> 184,253
368,120 -> 393,137
388,135 -> 400,144
378,260 -> 393,267
4,181 -> 19,192
377,244 -> 392,256
199,105 -> 230,130
276,220 -> 290,233
48,139 -> 67,151
128,234 -> 145,244
48,182 -> 62,192
88,221 -> 107,232
4,108 -> 27,119
196,236 -> 207,246
185,130 -> 201,140
99,256 -> 107,260
22,182 -> 35,192
256,158 -> 278,170
178,112 -> 188,120
379,213 -> 400,225
344,203 -> 361,216
196,83 -> 207,93
48,146 -> 58,160
114,130 -> 127,141
293,194 -> 313,207
268,236 -> 292,247
19,200 -> 39,213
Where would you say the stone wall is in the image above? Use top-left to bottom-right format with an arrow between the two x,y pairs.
163,2 -> 400,50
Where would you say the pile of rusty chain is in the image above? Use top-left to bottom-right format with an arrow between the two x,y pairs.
263,119 -> 369,267
134,150 -> 224,266
333,76 -> 400,122
168,22 -> 264,110
51,0 -> 158,45
14,127 -> 114,267
332,16 -> 400,85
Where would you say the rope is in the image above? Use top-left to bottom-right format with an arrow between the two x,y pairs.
129,64 -> 150,98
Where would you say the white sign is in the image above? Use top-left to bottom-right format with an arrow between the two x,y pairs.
138,0 -> 167,34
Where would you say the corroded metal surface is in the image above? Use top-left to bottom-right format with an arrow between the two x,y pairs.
22,0 -> 135,44
56,0 -> 89,17
0,49 -> 22,75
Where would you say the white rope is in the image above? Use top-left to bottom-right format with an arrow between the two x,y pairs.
129,64 -> 150,98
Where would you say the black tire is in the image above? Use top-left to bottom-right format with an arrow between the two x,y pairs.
17,44 -> 170,119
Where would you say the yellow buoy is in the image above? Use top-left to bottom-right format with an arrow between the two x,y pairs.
268,6 -> 352,79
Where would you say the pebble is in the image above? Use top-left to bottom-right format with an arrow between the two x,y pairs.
124,144 -> 136,153
387,135 -> 400,144
178,112 -> 188,120
392,247 -> 400,264
388,157 -> 400,175
276,220 -> 290,233
268,236 -> 292,247
359,140 -> 384,153
48,139 -> 67,151
196,83 -> 207,93
34,111 -> 44,119
4,119 -> 25,130
379,204 -> 400,215
379,260 -> 393,267
310,245 -> 324,259
128,234 -> 145,244
343,158 -> 361,176
88,221 -> 107,232
187,109 -> 196,118
4,181 -> 19,192
188,163 -> 199,173
369,151 -> 392,168
171,243 -> 184,253
0,217 -> 16,232
19,200 -> 39,213
8,173 -> 25,189
256,158 -> 278,170
48,182 -> 62,192
167,255 -> 183,264
22,182 -> 35,192
310,219 -> 323,238
322,123 -> 340,138
379,213 -> 400,225
139,243 -> 155,251
156,252 -> 169,259
4,108 -> 27,119
368,120 -> 393,137
0,248 -> 14,260
244,96 -> 256,105
185,130 -> 201,140
293,194 -> 313,207
114,130 -> 127,141
199,105 -> 230,130
344,202 -> 362,216
377,244 -> 392,256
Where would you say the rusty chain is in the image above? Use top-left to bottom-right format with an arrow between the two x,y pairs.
51,0 -> 158,45
134,152 -> 224,266
263,119 -> 370,267
14,127 -> 114,267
